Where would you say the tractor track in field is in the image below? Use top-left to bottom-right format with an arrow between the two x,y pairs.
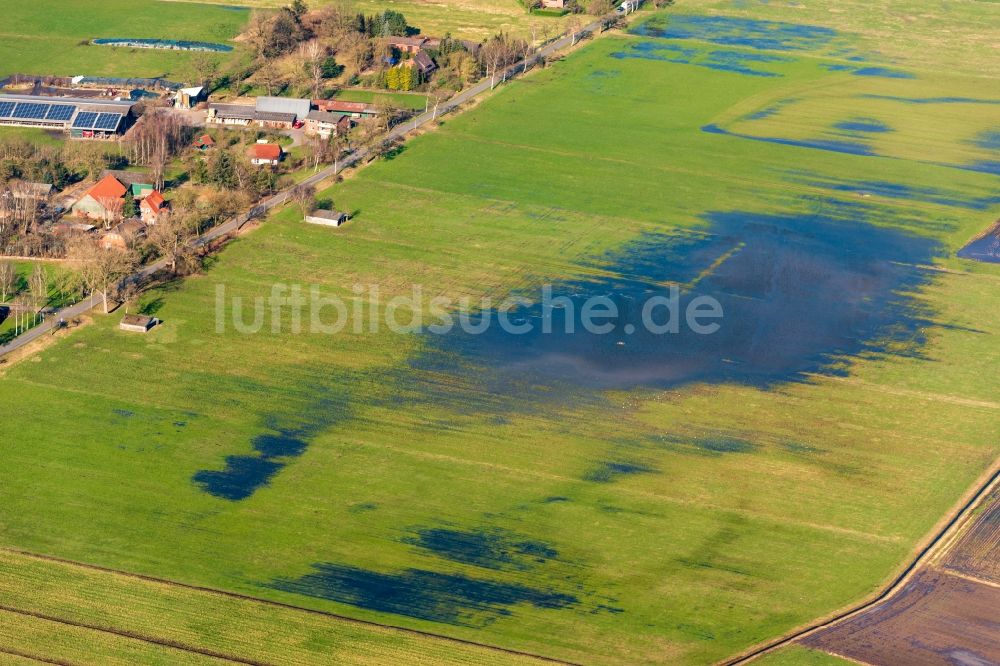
718,463 -> 1000,665
0,601 -> 267,666
0,645 -> 72,666
0,547 -> 581,666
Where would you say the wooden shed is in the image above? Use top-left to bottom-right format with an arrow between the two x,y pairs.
304,210 -> 349,227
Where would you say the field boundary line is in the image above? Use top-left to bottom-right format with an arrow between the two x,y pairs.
815,649 -> 874,666
815,375 -> 1000,411
0,603 -> 263,666
717,460 -> 1000,665
0,547 -> 579,666
938,568 -> 1000,590
0,645 -> 70,666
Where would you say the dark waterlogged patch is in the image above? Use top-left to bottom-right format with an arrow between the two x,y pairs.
959,160 -> 1000,176
852,66 -> 914,79
404,527 -> 558,570
193,384 -> 350,500
972,130 -> 1000,151
268,563 -> 577,626
583,460 -> 657,483
702,50 -> 790,77
703,123 -> 876,155
834,118 -> 893,134
958,224 -> 1000,264
859,95 -> 1000,106
790,173 -> 1000,211
610,43 -> 790,77
823,64 -> 914,79
414,205 -> 938,395
191,456 -> 284,502
650,433 -> 757,456
633,15 -> 837,52
743,97 -> 801,121
609,41 -> 697,64
542,496 -> 570,503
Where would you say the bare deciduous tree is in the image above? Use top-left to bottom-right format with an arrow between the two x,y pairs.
146,211 -> 199,275
302,40 -> 326,98
29,263 -> 47,312
123,109 -> 185,191
65,237 -> 138,314
0,261 -> 16,302
291,183 -> 317,218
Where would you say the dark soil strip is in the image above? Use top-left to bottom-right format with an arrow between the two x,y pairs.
0,645 -> 75,666
0,603 -> 265,666
721,466 -> 1000,665
0,548 -> 579,666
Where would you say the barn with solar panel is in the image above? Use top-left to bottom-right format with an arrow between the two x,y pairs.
0,93 -> 137,138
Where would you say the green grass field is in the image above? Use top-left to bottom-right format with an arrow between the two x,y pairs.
334,89 -> 430,111
0,549 -> 542,665
0,0 -> 249,80
1,3 -> 999,665
753,645 -> 852,666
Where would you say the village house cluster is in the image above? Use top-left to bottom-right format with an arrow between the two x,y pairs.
68,171 -> 168,250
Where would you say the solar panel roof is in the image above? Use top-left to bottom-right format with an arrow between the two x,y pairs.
73,111 -> 99,129
45,104 -> 76,121
94,113 -> 122,130
13,102 -> 49,119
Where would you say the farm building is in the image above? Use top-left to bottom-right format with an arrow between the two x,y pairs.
256,97 -> 310,121
72,175 -> 128,221
255,111 -> 297,130
247,143 -> 282,167
304,111 -> 351,140
313,99 -> 379,118
0,93 -> 136,138
542,0 -> 566,7
304,210 -> 348,227
388,37 -> 429,55
100,219 -> 145,251
140,190 -> 167,224
207,97 -> 311,129
207,103 -> 256,127
174,86 -> 207,109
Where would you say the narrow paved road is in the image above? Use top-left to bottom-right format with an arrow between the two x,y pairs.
0,19 -> 605,359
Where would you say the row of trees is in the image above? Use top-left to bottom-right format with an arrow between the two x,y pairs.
122,109 -> 187,191
0,262 -> 49,339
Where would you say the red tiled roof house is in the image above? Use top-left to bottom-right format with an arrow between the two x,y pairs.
247,143 -> 283,167
72,175 -> 128,224
140,190 -> 168,224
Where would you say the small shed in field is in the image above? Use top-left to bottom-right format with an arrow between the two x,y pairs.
120,314 -> 158,333
304,210 -> 348,227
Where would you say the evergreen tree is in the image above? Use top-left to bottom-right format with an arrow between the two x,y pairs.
210,151 -> 237,189
193,159 -> 209,185
123,195 -> 139,220
320,56 -> 343,78
254,168 -> 276,195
